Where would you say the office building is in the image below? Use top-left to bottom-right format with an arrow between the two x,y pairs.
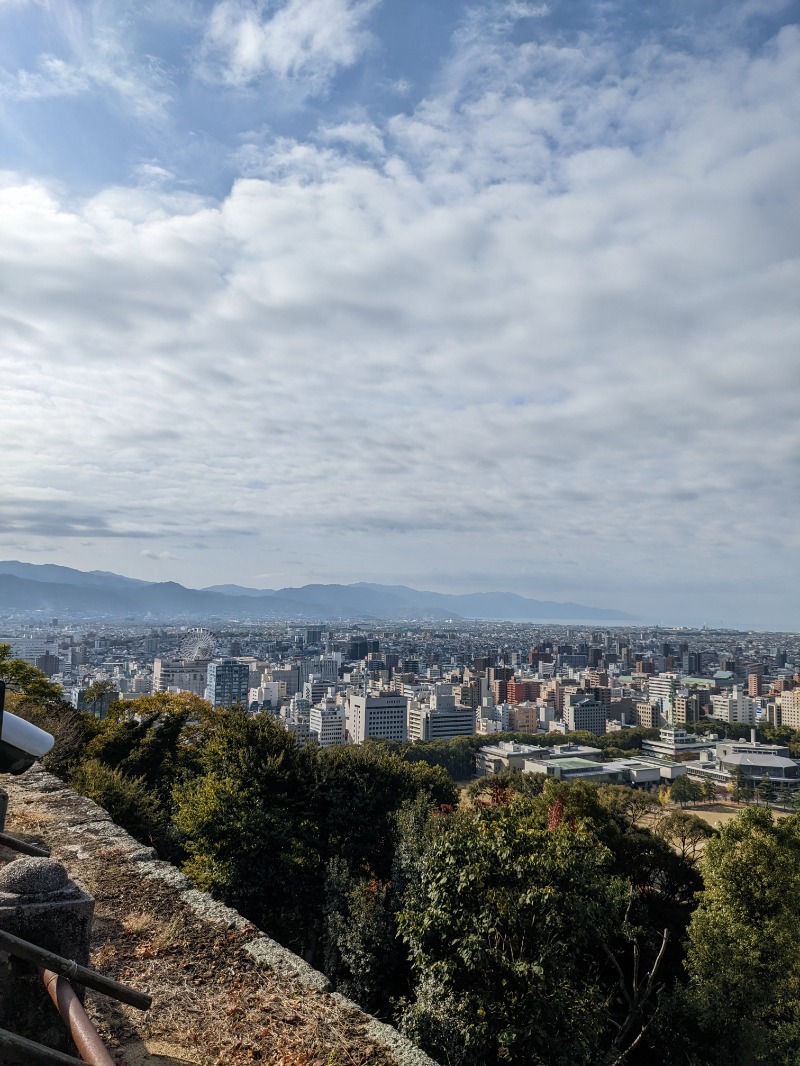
153,658 -> 210,697
346,692 -> 408,744
310,699 -> 346,748
205,659 -> 250,708
565,693 -> 607,736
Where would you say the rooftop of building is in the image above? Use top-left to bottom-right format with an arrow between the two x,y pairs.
719,752 -> 798,770
547,757 -> 608,772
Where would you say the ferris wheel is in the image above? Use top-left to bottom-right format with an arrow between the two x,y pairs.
179,627 -> 215,660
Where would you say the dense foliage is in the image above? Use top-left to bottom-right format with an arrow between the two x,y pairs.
7,646 -> 800,1065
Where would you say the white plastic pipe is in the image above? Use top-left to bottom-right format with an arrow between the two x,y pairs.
1,710 -> 54,758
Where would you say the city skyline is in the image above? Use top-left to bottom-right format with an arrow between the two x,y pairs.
2,0 -> 799,631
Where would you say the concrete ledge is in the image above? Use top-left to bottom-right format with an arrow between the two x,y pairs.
245,938 -> 332,994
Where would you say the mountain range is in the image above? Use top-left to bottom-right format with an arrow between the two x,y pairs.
0,561 -> 635,623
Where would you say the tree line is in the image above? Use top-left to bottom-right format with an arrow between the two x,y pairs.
4,645 -> 800,1066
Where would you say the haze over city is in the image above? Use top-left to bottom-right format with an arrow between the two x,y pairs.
2,0 -> 799,631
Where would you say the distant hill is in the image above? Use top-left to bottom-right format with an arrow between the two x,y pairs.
203,584 -> 277,598
0,560 -> 152,590
0,562 -> 635,622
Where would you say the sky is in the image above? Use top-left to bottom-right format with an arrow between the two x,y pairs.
1,0 -> 799,630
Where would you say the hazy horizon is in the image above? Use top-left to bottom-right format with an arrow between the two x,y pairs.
2,558 -> 799,633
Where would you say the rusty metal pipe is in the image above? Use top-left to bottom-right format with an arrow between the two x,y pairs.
0,1024 -> 87,1065
0,928 -> 151,1010
39,969 -> 116,1066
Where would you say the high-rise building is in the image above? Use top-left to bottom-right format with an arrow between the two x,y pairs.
205,659 -> 250,708
682,652 -> 703,675
303,677 -> 330,706
407,687 -> 475,742
346,692 -> 408,744
779,688 -> 800,731
35,653 -> 61,677
565,694 -> 606,736
673,691 -> 702,725
647,674 -> 680,716
507,702 -> 538,732
710,686 -> 755,725
153,658 -> 210,697
309,699 -> 345,747
2,637 -> 56,665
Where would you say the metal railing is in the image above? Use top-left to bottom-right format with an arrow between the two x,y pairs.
0,928 -> 151,1065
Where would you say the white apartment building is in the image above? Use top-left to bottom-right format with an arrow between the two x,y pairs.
647,673 -> 680,716
477,700 -> 510,735
346,692 -> 408,744
710,686 -> 755,725
249,681 -> 282,710
778,688 -> 800,731
310,699 -> 346,748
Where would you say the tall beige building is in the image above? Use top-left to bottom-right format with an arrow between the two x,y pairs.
152,659 -> 210,697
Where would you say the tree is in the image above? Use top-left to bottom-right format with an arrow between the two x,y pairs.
655,811 -> 714,866
70,759 -> 166,846
0,644 -> 65,708
81,678 -> 118,720
398,799 -> 628,1066
322,857 -> 401,1015
669,775 -> 702,808
397,781 -> 690,1066
86,691 -> 212,806
728,765 -> 745,804
682,806 -> 800,1065
597,784 -> 658,828
400,735 -> 477,780
0,643 -> 100,777
174,708 -> 319,953
174,710 -> 457,966
757,773 -> 776,807
467,768 -> 545,806
311,742 -> 457,876
701,777 -> 716,803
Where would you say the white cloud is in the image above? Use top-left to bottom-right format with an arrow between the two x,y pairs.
0,8 -> 798,624
0,2 -> 172,116
201,0 -> 379,90
317,120 -> 385,154
503,3 -> 550,20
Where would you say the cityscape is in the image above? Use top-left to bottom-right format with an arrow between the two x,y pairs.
4,599 -> 800,793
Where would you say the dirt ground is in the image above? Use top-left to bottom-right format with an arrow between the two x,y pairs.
677,800 -> 791,829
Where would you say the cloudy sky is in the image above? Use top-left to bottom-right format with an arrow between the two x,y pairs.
2,0 -> 799,629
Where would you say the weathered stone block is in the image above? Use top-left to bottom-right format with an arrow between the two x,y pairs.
0,857 -> 94,1056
